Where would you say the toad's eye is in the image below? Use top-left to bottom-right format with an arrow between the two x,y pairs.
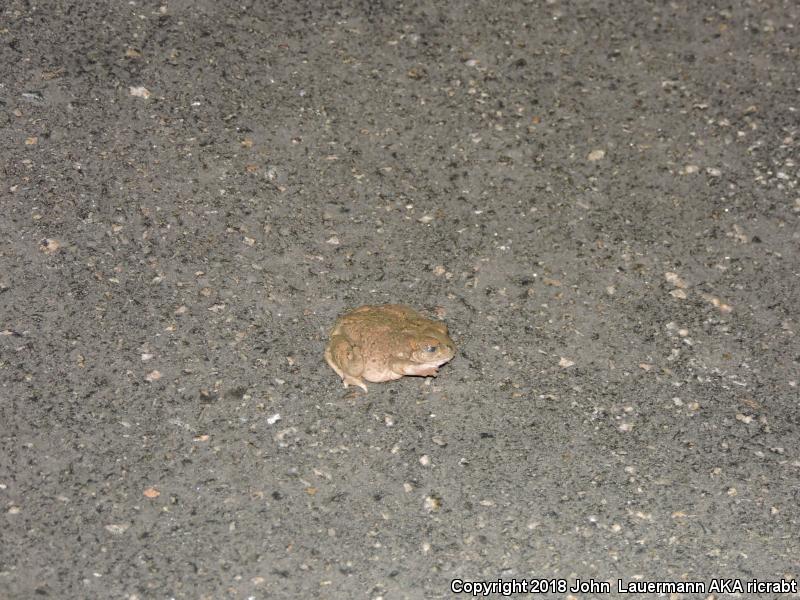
424,345 -> 438,353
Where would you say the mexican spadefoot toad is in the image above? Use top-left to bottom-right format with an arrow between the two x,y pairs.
324,304 -> 456,392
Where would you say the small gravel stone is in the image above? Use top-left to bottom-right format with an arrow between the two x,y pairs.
587,149 -> 606,161
129,86 -> 151,99
105,524 -> 130,535
40,238 -> 61,254
664,272 -> 687,288
669,289 -> 688,299
423,496 -> 441,512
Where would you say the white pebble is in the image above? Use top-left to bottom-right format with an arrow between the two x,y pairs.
423,496 -> 441,512
669,289 -> 687,299
664,272 -> 687,288
104,523 -> 130,535
587,149 -> 605,161
129,86 -> 151,99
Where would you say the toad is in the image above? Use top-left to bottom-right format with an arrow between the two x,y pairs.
324,304 -> 456,392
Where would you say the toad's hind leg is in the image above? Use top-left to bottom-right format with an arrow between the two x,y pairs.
324,335 -> 368,392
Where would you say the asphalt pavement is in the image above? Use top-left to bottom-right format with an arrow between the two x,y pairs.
1,1 -> 799,598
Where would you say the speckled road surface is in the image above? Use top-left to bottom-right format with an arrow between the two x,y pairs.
2,1 -> 798,598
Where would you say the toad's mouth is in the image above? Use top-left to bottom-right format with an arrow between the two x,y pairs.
412,355 -> 452,367
429,352 -> 456,367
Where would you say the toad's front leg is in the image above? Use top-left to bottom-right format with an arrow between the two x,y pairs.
389,359 -> 439,378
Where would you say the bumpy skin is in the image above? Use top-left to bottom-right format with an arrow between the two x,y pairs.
324,304 -> 456,392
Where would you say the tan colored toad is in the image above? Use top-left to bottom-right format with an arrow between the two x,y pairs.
324,304 -> 456,392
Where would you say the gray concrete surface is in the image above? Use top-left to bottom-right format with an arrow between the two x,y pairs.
2,1 -> 799,598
